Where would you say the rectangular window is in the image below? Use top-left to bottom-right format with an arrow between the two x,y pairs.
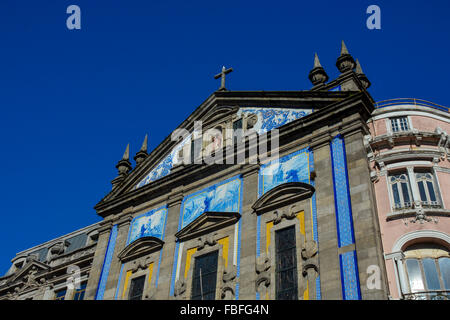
191,251 -> 219,300
275,226 -> 298,300
233,118 -> 243,145
128,276 -> 146,300
54,288 -> 67,300
190,138 -> 202,163
391,117 -> 409,132
73,282 -> 87,300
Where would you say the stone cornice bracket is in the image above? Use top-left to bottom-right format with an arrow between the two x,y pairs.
240,164 -> 260,178
167,192 -> 185,208
115,209 -> 134,227
97,220 -> 114,235
308,133 -> 332,150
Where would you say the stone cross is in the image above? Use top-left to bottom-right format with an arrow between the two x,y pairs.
214,66 -> 233,91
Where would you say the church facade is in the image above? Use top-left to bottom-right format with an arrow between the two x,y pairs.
0,42 -> 391,300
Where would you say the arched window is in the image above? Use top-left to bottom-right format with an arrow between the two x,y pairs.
403,243 -> 450,300
388,173 -> 412,210
415,172 -> 440,207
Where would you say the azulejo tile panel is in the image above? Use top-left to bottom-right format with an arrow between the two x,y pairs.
258,147 -> 311,197
330,135 -> 361,300
135,133 -> 192,189
95,224 -> 118,300
330,135 -> 355,248
237,107 -> 312,135
127,206 -> 168,244
180,176 -> 243,229
339,250 -> 361,300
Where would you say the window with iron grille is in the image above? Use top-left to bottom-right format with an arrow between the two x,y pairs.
191,251 -> 219,300
389,173 -> 413,210
128,275 -> 146,300
275,226 -> 298,300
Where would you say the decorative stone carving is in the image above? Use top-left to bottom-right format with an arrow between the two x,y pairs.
197,233 -> 218,251
174,278 -> 186,298
128,256 -> 152,273
301,241 -> 319,277
255,253 -> 271,296
220,265 -> 237,300
273,206 -> 297,225
143,287 -> 157,300
410,208 -> 437,224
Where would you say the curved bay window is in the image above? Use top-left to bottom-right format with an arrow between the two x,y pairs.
403,243 -> 450,300
389,173 -> 412,210
415,172 -> 440,208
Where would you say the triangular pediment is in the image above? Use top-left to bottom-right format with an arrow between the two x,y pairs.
7,260 -> 50,286
175,211 -> 241,242
96,90 -> 354,216
117,236 -> 164,263
252,182 -> 315,215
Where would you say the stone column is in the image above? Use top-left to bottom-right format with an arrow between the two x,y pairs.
310,133 -> 342,300
84,219 -> 113,300
237,164 -> 259,299
342,128 -> 389,299
155,187 -> 184,299
102,210 -> 134,300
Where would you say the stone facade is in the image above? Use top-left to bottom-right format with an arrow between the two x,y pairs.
0,43 -> 393,300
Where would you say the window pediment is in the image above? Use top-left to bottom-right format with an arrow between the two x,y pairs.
117,236 -> 164,263
252,182 -> 315,215
175,211 -> 241,242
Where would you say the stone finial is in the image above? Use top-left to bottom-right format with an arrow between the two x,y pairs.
355,59 -> 371,89
308,53 -> 329,87
336,40 -> 356,73
116,143 -> 132,175
134,134 -> 149,165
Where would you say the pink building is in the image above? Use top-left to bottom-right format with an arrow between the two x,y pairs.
367,98 -> 450,299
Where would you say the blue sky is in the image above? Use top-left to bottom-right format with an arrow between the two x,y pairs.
0,0 -> 449,274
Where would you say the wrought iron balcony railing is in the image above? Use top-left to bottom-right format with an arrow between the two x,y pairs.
375,98 -> 449,113
403,290 -> 450,300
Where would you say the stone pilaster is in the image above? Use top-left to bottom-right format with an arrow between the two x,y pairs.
84,219 -> 113,300
155,187 -> 184,299
102,210 -> 134,300
237,164 -> 259,299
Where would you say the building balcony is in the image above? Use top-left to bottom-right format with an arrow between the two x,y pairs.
403,290 -> 450,300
